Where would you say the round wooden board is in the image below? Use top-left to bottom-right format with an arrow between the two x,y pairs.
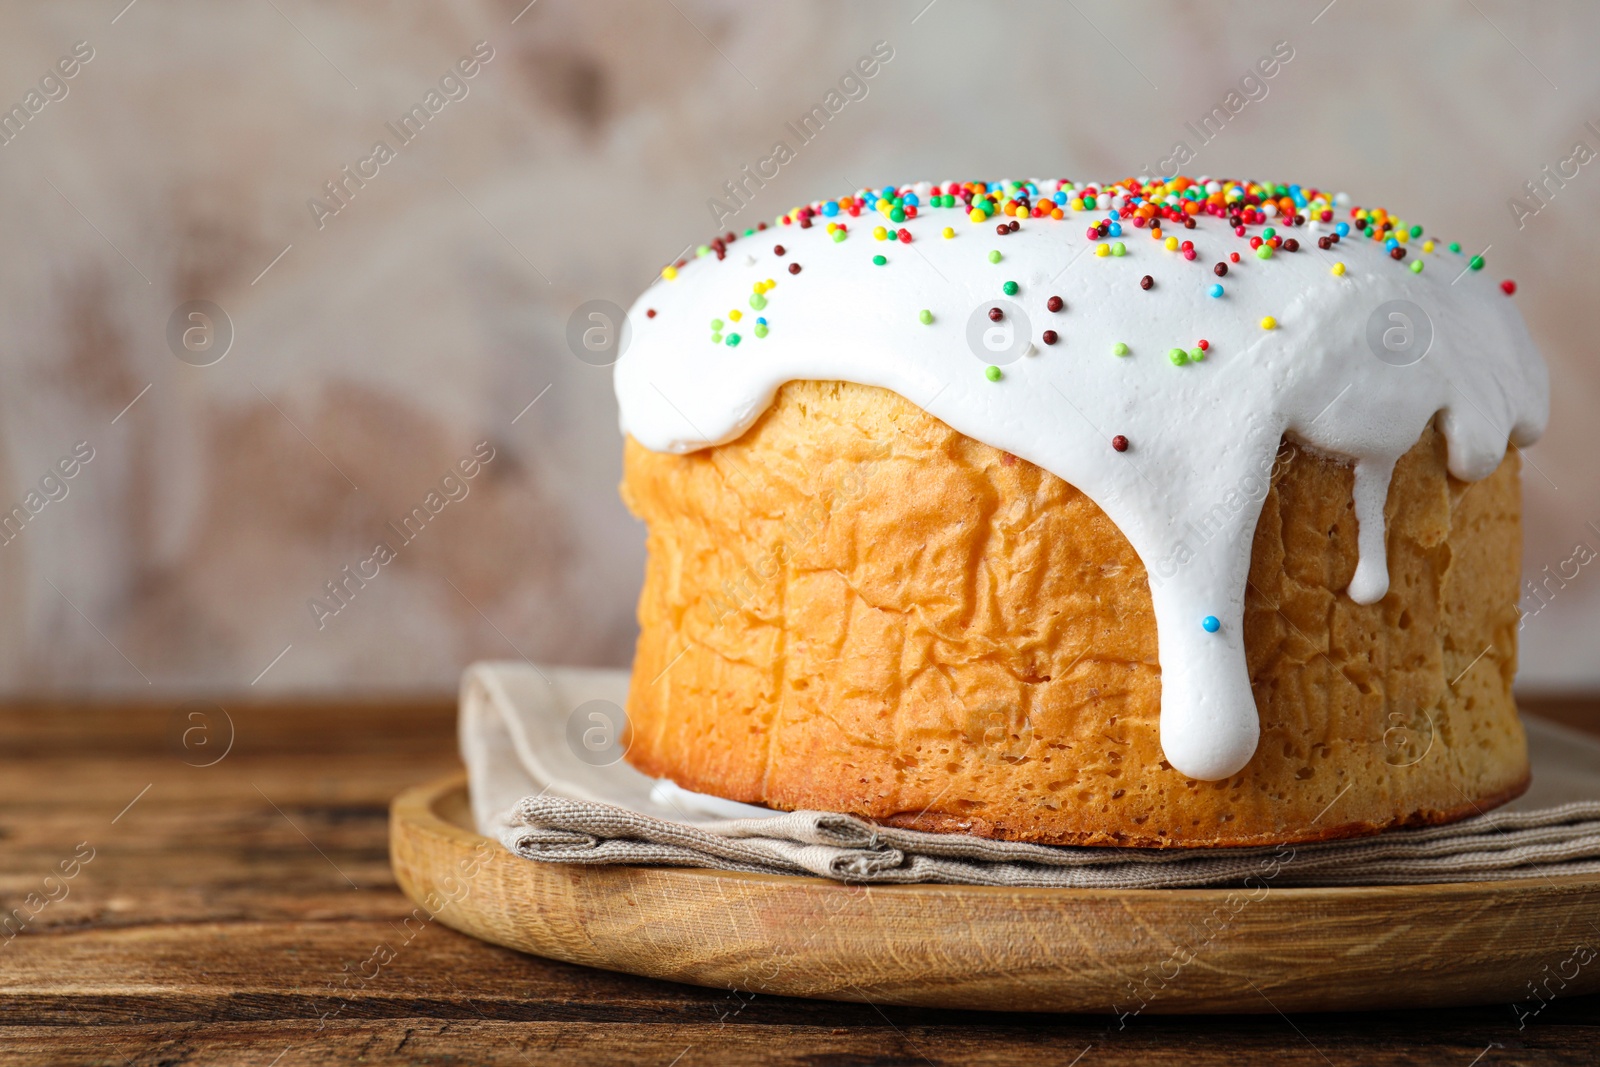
391,774 -> 1600,1015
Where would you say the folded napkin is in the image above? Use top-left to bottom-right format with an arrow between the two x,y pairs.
460,661 -> 1600,888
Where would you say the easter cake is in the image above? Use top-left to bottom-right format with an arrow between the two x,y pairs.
612,177 -> 1548,847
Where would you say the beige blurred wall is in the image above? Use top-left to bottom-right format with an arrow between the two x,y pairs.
0,0 -> 1594,695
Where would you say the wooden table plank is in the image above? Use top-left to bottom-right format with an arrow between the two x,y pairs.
2,697 -> 1598,1065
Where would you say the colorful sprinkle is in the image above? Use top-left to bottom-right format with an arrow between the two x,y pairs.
941,227 -> 955,239
1409,260 -> 1423,273
1047,295 -> 1064,312
1168,347 -> 1189,366
725,333 -> 741,346
872,254 -> 887,266
1332,262 -> 1345,276
1111,241 -> 1127,257
1112,342 -> 1129,357
1260,316 -> 1277,330
1501,279 -> 1517,295
1209,283 -> 1224,298
1002,280 -> 1019,295
985,365 -> 1002,381
753,323 -> 768,338
1469,254 -> 1485,271
1112,434 -> 1129,452
662,266 -> 678,281
1095,243 -> 1110,257
919,309 -> 934,324
1140,275 -> 1154,290
988,250 -> 1002,263
1202,615 -> 1221,633
1042,329 -> 1058,345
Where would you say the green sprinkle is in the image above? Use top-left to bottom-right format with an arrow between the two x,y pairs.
1083,195 -> 1097,209
725,333 -> 741,346
696,245 -> 711,257
1168,347 -> 1189,366
918,309 -> 933,325
1410,225 -> 1423,239
1111,241 -> 1127,256
872,254 -> 887,266
1189,347 -> 1205,362
1002,280 -> 1019,295
988,250 -> 1002,264
750,294 -> 767,310
753,323 -> 769,338
1257,245 -> 1273,259
1262,226 -> 1276,239
889,207 -> 906,223
985,365 -> 1002,382
743,228 -> 755,237
711,333 -> 722,344
1468,255 -> 1484,271
832,230 -> 847,243
1112,342 -> 1129,357
710,318 -> 723,330
1449,241 -> 1462,254
1410,260 -> 1424,274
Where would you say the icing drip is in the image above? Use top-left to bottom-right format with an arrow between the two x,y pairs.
615,179 -> 1549,780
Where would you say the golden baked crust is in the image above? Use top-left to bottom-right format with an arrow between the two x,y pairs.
621,380 -> 1527,847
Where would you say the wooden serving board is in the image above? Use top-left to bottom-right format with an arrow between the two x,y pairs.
391,774 -> 1600,1015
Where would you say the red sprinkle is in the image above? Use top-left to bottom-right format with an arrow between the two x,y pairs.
1042,329 -> 1058,345
1046,295 -> 1064,312
646,309 -> 656,319
773,245 -> 786,256
1197,339 -> 1209,350
1229,252 -> 1241,263
1501,279 -> 1517,295
988,307 -> 1004,322
788,263 -> 801,274
897,228 -> 912,243
1112,435 -> 1129,452
1139,275 -> 1154,290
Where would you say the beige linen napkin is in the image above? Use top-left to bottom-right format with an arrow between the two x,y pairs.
460,662 -> 1600,888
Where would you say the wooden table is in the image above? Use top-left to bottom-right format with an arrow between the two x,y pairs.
3,697 -> 1598,1066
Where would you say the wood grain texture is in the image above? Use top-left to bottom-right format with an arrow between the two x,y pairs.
3,698 -> 1599,1065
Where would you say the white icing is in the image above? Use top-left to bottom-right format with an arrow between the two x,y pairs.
614,183 -> 1548,781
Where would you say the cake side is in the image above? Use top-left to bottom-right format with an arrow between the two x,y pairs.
621,380 -> 1527,848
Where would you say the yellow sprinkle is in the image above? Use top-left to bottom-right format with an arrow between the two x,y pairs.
877,198 -> 890,212
1095,243 -> 1110,257
1331,262 -> 1346,276
729,309 -> 743,322
766,278 -> 776,287
826,222 -> 837,234
1260,315 -> 1277,330
942,227 -> 955,239
968,208 -> 986,223
1423,240 -> 1435,253
1070,198 -> 1085,211
1164,236 -> 1178,251
661,266 -> 678,281
873,226 -> 888,240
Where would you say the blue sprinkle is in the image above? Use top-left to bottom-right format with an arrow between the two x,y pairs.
823,201 -> 840,217
1384,237 -> 1399,251
1209,283 -> 1224,298
1202,615 -> 1221,633
1108,222 -> 1123,237
902,193 -> 919,207
1053,191 -> 1068,205
1335,221 -> 1350,237
756,317 -> 767,325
